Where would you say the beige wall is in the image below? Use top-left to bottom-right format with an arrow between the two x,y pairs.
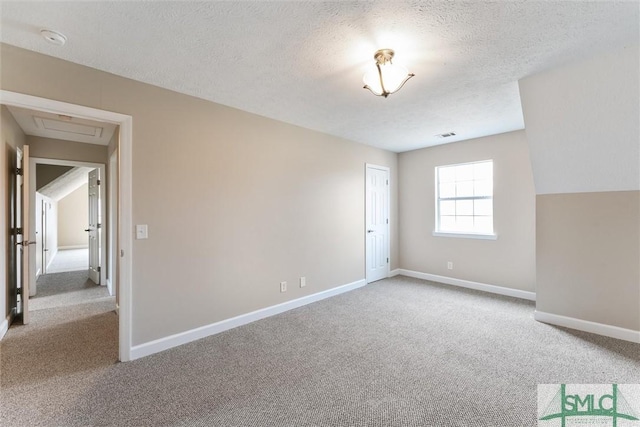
398,130 -> 536,292
57,183 -> 88,248
0,44 -> 399,345
537,191 -> 640,330
1,105 -> 25,322
28,136 -> 108,165
520,46 -> 640,333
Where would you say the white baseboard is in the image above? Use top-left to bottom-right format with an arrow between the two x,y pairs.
58,245 -> 88,250
534,311 -> 640,344
0,316 -> 9,341
389,269 -> 401,278
130,278 -> 367,360
397,269 -> 536,301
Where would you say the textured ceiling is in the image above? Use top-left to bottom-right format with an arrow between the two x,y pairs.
1,1 -> 638,152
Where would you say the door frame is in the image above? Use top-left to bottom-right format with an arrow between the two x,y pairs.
29,158 -> 107,288
365,163 -> 390,283
0,90 -> 133,362
108,149 -> 118,297
36,192 -> 55,278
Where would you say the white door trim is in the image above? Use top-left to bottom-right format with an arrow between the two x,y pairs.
0,90 -> 133,362
365,163 -> 390,283
108,149 -> 118,297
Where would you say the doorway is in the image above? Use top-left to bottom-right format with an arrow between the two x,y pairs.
36,164 -> 93,277
30,158 -> 107,315
30,158 -> 107,288
1,90 -> 133,361
365,164 -> 390,283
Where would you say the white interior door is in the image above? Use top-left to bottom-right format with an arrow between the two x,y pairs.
88,168 -> 100,284
42,200 -> 49,274
35,195 -> 55,278
15,150 -> 22,306
365,164 -> 390,283
35,197 -> 42,278
19,146 -> 32,323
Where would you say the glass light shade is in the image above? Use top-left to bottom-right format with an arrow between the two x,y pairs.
363,62 -> 412,96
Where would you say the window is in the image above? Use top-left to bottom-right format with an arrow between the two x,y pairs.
435,160 -> 494,237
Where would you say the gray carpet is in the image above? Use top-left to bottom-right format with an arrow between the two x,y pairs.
1,276 -> 638,426
31,270 -> 111,311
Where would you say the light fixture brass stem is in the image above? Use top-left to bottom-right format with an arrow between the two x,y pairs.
375,63 -> 389,97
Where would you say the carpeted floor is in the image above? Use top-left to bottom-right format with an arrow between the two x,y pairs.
31,270 -> 111,311
1,276 -> 638,426
45,248 -> 89,274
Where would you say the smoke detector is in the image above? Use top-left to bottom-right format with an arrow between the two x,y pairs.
40,29 -> 67,46
437,132 -> 457,138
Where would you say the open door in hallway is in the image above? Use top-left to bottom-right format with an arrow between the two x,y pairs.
16,145 -> 32,324
87,168 -> 100,284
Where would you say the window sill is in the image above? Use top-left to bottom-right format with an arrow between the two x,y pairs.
432,231 -> 497,240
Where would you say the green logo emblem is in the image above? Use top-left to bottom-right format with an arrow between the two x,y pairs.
539,384 -> 639,427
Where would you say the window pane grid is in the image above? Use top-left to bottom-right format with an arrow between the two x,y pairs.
436,160 -> 493,234
439,195 -> 492,201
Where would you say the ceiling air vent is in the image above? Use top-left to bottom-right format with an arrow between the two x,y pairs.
437,132 -> 457,138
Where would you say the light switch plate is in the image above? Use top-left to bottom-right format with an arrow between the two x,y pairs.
136,224 -> 148,239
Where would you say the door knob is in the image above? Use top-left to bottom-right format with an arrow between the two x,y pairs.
84,229 -> 90,232
367,230 -> 375,233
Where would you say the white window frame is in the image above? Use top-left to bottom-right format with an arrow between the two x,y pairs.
433,159 -> 497,240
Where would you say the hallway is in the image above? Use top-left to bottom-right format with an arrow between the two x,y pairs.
2,269 -> 118,424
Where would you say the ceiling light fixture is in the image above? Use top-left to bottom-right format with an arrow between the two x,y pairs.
363,49 -> 414,98
40,29 -> 67,46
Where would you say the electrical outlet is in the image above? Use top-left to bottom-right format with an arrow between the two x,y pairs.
447,261 -> 453,270
300,277 -> 306,288
280,281 -> 287,293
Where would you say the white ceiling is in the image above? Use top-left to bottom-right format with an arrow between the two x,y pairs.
0,1 -> 638,152
6,106 -> 117,145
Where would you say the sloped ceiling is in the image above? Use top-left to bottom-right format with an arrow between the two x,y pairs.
38,167 -> 93,202
36,164 -> 73,190
0,1 -> 638,152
